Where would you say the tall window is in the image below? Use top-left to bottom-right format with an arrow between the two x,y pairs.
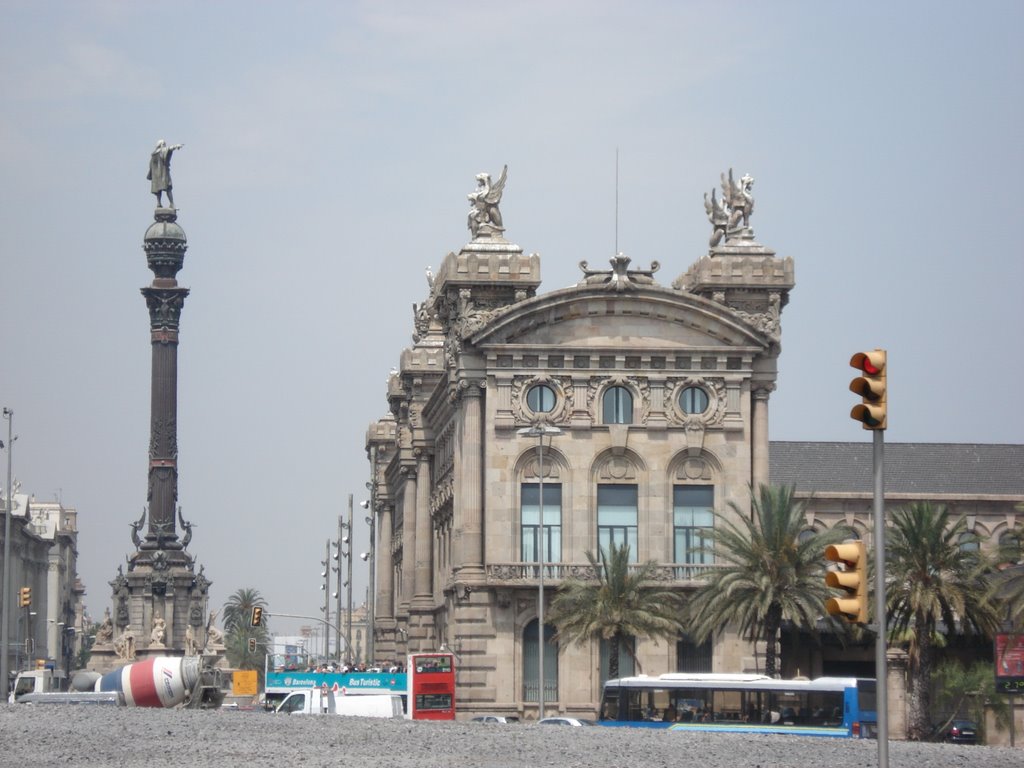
521,483 -> 562,563
598,484 -> 638,562
673,486 -> 714,564
600,636 -> 636,684
523,619 -> 558,702
676,634 -> 713,672
602,386 -> 633,424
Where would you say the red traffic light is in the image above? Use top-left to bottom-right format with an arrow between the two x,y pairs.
849,350 -> 887,430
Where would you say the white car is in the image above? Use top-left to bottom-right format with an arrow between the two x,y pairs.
539,716 -> 595,726
471,715 -> 519,724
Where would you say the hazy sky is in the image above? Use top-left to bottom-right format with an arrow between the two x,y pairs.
2,1 -> 1021,641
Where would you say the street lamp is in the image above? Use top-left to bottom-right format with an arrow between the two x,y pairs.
517,423 -> 563,720
334,494 -> 354,664
1,407 -> 14,698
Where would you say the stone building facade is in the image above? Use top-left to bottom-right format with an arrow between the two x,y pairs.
366,169 -> 798,719
364,170 -> 1023,722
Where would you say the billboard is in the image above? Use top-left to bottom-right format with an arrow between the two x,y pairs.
995,633 -> 1024,694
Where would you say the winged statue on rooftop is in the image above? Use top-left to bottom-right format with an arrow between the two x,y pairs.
721,168 -> 754,231
467,165 -> 508,239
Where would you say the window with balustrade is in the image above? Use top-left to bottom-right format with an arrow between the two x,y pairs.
673,485 -> 714,572
521,483 -> 562,564
598,484 -> 638,562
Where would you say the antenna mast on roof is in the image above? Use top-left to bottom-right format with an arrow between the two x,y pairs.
615,147 -> 620,254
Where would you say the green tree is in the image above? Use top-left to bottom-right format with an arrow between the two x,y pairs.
222,588 -> 269,676
686,484 -> 852,678
886,502 -> 1001,741
547,542 -> 685,679
933,659 -> 1010,744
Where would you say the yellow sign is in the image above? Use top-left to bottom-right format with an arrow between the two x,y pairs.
232,670 -> 259,696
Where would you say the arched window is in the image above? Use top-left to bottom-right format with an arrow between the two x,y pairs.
679,386 -> 709,415
958,532 -> 980,553
603,386 -> 633,424
527,384 -> 556,413
523,619 -> 558,703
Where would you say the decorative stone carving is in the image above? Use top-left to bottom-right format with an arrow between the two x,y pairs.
719,167 -> 755,238
704,188 -> 730,247
114,628 -> 136,660
732,291 -> 782,339
204,611 -> 225,652
95,609 -> 114,646
129,509 -> 146,549
511,375 -> 573,426
150,616 -> 166,647
665,377 -> 727,428
467,165 -> 507,239
578,254 -> 659,292
178,507 -> 193,550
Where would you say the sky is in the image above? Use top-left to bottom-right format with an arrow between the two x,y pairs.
2,1 -> 1022,641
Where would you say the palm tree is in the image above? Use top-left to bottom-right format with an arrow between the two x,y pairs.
222,588 -> 270,673
222,588 -> 267,632
547,542 -> 685,679
885,502 -> 1001,741
993,515 -> 1024,628
685,484 -> 852,678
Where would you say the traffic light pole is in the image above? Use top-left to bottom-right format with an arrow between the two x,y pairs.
872,429 -> 889,768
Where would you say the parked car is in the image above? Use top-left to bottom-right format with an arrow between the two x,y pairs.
943,719 -> 977,745
471,715 -> 519,724
539,716 -> 596,726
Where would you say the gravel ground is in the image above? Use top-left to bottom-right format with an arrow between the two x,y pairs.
0,705 -> 1016,768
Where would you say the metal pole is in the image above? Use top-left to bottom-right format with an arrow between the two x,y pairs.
346,495 -> 353,666
323,539 -> 331,662
336,500 -> 346,661
873,429 -> 889,768
538,431 -> 545,721
1,407 -> 13,698
368,514 -> 376,665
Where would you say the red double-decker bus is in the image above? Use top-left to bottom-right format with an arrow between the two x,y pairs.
407,652 -> 456,720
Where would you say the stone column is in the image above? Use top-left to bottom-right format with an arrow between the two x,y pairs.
458,381 -> 485,578
413,453 -> 433,604
886,646 -> 909,741
400,467 -> 417,614
750,384 -> 773,491
376,503 -> 394,622
140,208 -> 190,554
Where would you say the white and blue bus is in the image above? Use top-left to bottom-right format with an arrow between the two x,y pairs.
599,673 -> 876,738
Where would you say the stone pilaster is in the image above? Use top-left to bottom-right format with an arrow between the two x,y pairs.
457,381 -> 485,579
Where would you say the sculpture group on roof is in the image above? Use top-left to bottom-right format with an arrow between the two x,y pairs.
705,168 -> 755,247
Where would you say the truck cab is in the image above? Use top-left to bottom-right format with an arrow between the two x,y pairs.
9,668 -> 69,702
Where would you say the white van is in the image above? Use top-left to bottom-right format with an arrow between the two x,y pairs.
276,688 -> 404,718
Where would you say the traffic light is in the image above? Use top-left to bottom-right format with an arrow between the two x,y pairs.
250,606 -> 263,627
824,541 -> 868,624
849,349 -> 887,430
248,637 -> 257,654
18,587 -> 31,607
